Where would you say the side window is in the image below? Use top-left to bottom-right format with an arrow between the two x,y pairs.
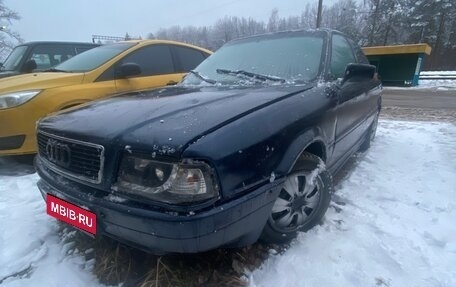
330,35 -> 356,79
30,54 -> 51,69
172,45 -> 207,72
29,45 -> 75,69
120,45 -> 175,77
96,66 -> 115,82
348,39 -> 369,64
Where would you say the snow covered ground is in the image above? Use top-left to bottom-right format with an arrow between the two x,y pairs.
418,71 -> 456,90
0,174 -> 102,287
418,79 -> 456,90
420,71 -> 456,77
1,120 -> 455,286
382,71 -> 456,90
251,120 -> 456,287
383,80 -> 456,91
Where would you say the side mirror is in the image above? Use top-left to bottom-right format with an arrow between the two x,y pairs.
342,63 -> 376,84
21,59 -> 37,73
116,63 -> 141,78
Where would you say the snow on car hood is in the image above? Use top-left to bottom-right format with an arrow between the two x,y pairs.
38,84 -> 313,157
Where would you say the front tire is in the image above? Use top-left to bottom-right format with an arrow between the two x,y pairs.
261,152 -> 333,243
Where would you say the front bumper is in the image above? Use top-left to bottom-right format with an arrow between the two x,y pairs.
0,105 -> 41,156
36,157 -> 282,254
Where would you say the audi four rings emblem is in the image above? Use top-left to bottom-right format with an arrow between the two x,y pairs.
45,139 -> 71,168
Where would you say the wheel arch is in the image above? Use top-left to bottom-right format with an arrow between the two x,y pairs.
275,127 -> 328,175
302,141 -> 326,162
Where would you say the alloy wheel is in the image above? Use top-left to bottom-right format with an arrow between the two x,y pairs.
270,171 -> 322,232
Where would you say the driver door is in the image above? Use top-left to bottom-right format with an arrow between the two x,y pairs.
330,34 -> 373,165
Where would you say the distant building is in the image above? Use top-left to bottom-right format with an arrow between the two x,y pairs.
362,44 -> 432,87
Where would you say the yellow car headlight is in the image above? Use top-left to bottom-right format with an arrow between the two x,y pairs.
0,90 -> 42,110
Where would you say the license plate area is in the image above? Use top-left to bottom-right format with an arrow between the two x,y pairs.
46,194 -> 97,235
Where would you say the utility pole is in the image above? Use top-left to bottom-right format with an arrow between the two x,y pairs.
316,0 -> 323,28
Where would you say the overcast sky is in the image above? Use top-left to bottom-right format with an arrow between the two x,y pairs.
4,0 -> 334,43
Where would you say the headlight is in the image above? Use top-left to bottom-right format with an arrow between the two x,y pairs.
114,155 -> 219,205
0,90 -> 41,109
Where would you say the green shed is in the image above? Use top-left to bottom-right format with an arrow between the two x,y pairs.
362,44 -> 432,87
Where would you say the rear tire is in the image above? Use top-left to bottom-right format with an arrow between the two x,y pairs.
261,152 -> 333,243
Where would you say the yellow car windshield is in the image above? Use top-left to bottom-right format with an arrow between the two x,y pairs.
54,42 -> 135,73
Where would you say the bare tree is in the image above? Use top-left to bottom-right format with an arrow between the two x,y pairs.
0,0 -> 21,60
300,4 -> 318,29
323,0 -> 363,43
267,8 -> 279,32
146,0 -> 455,69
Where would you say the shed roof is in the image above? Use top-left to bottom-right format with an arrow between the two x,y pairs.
362,43 -> 432,56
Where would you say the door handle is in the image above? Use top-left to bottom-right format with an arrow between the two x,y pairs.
166,81 -> 178,86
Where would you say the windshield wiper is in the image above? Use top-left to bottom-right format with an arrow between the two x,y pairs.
216,68 -> 285,83
188,70 -> 216,84
44,68 -> 69,73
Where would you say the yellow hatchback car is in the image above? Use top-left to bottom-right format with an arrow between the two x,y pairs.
0,40 -> 212,156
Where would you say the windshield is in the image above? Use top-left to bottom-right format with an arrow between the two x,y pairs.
54,42 -> 135,72
1,46 -> 27,71
182,34 -> 324,86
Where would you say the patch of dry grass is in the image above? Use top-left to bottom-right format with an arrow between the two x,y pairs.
58,222 -> 286,286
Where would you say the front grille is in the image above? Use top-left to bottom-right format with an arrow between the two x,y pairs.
37,131 -> 105,184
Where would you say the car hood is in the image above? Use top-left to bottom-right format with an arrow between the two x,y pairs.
0,72 -> 85,94
39,84 -> 314,158
0,70 -> 20,79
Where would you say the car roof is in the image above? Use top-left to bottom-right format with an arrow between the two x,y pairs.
16,41 -> 100,47
113,39 -> 213,54
224,28 -> 346,46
